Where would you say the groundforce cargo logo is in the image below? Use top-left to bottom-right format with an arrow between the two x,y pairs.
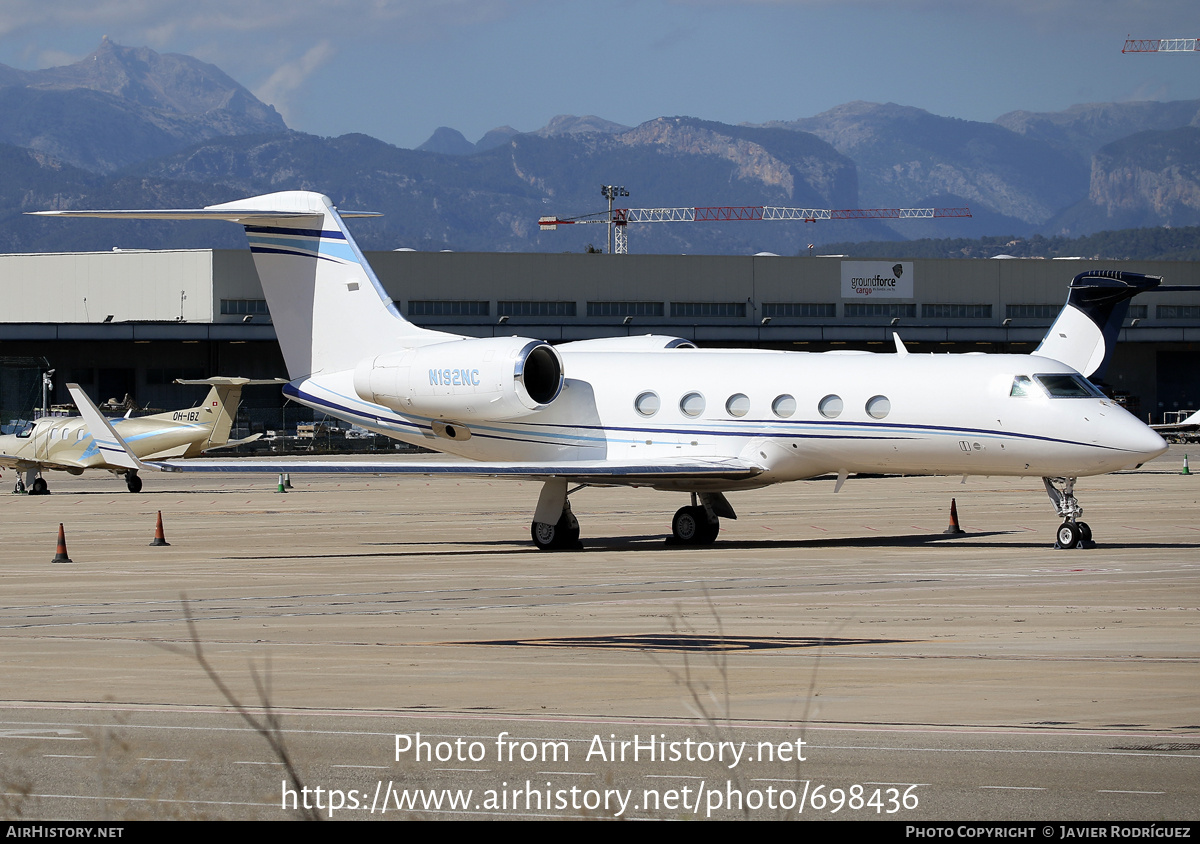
841,261 -> 913,298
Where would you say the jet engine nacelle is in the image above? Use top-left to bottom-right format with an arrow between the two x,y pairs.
353,337 -> 564,420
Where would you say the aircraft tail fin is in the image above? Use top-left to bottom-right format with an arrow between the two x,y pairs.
33,192 -> 452,381
168,377 -> 286,453
1034,270 -> 1161,380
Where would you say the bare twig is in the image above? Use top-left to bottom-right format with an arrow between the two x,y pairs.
159,596 -> 321,821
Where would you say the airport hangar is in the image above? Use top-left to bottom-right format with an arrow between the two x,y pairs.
2,247 -> 1199,428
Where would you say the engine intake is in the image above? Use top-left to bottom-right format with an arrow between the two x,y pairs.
353,337 -> 563,420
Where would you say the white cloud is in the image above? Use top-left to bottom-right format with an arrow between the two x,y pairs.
254,40 -> 337,121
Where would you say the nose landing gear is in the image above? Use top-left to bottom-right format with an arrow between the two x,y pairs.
1044,477 -> 1095,549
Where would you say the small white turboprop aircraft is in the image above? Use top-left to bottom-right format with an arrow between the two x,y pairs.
35,192 -> 1170,549
0,378 -> 265,494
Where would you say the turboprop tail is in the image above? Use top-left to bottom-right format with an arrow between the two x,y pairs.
169,377 -> 286,454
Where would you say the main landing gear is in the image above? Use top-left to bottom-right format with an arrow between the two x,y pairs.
124,470 -> 143,493
1043,476 -> 1095,550
14,471 -> 47,495
528,482 -> 736,550
531,499 -> 581,550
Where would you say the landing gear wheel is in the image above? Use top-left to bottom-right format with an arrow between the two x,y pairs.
1056,521 -> 1081,550
1076,522 -> 1092,543
30,477 -> 48,496
672,505 -> 718,544
125,472 -> 143,493
530,510 -> 581,551
14,480 -> 26,494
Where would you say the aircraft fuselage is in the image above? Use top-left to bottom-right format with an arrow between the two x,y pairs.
287,348 -> 1166,491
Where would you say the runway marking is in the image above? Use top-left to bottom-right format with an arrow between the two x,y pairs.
6,791 -> 273,809
1098,790 -> 1166,795
980,785 -> 1045,790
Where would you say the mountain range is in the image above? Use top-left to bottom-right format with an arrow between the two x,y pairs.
3,39 -> 1200,255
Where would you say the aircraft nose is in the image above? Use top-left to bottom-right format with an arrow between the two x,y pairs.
1114,417 -> 1168,467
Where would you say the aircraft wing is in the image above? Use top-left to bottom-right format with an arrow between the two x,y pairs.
148,456 -> 763,485
0,452 -> 79,472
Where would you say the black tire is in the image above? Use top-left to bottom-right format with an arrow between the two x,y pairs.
1056,522 -> 1080,549
531,520 -> 558,550
1076,522 -> 1092,543
31,477 -> 48,495
530,510 -> 581,551
672,505 -> 718,544
126,472 -> 143,493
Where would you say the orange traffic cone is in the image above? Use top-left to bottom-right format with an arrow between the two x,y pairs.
149,511 -> 170,546
52,523 -> 73,563
943,498 -> 965,535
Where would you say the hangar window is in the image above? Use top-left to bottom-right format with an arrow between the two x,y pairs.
408,300 -> 489,317
587,301 -> 665,317
922,304 -> 992,319
772,394 -> 796,418
670,302 -> 747,318
498,301 -> 577,317
843,303 -> 916,319
1006,304 -> 1058,321
866,395 -> 891,419
762,303 -> 836,318
680,392 -> 706,417
1034,374 -> 1103,398
1010,375 -> 1033,397
1157,305 -> 1200,320
220,299 -> 269,316
635,391 -> 661,417
818,395 -> 843,418
725,394 -> 750,417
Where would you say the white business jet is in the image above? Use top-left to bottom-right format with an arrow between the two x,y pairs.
35,192 -> 1168,549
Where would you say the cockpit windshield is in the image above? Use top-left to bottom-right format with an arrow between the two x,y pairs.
16,421 -> 35,438
1034,373 -> 1104,398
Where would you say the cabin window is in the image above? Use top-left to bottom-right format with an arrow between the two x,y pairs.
680,392 -> 705,417
634,391 -> 660,417
1010,375 -> 1033,397
772,394 -> 796,418
725,394 -> 750,417
866,395 -> 891,419
818,394 -> 843,419
1034,374 -> 1103,398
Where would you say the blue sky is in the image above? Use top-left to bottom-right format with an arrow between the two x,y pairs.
2,0 -> 1199,150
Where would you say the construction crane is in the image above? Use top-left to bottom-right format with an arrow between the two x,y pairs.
1122,38 -> 1199,53
539,201 -> 972,254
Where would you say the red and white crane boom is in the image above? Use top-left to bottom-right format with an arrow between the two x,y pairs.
1122,38 -> 1199,53
539,205 -> 972,253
